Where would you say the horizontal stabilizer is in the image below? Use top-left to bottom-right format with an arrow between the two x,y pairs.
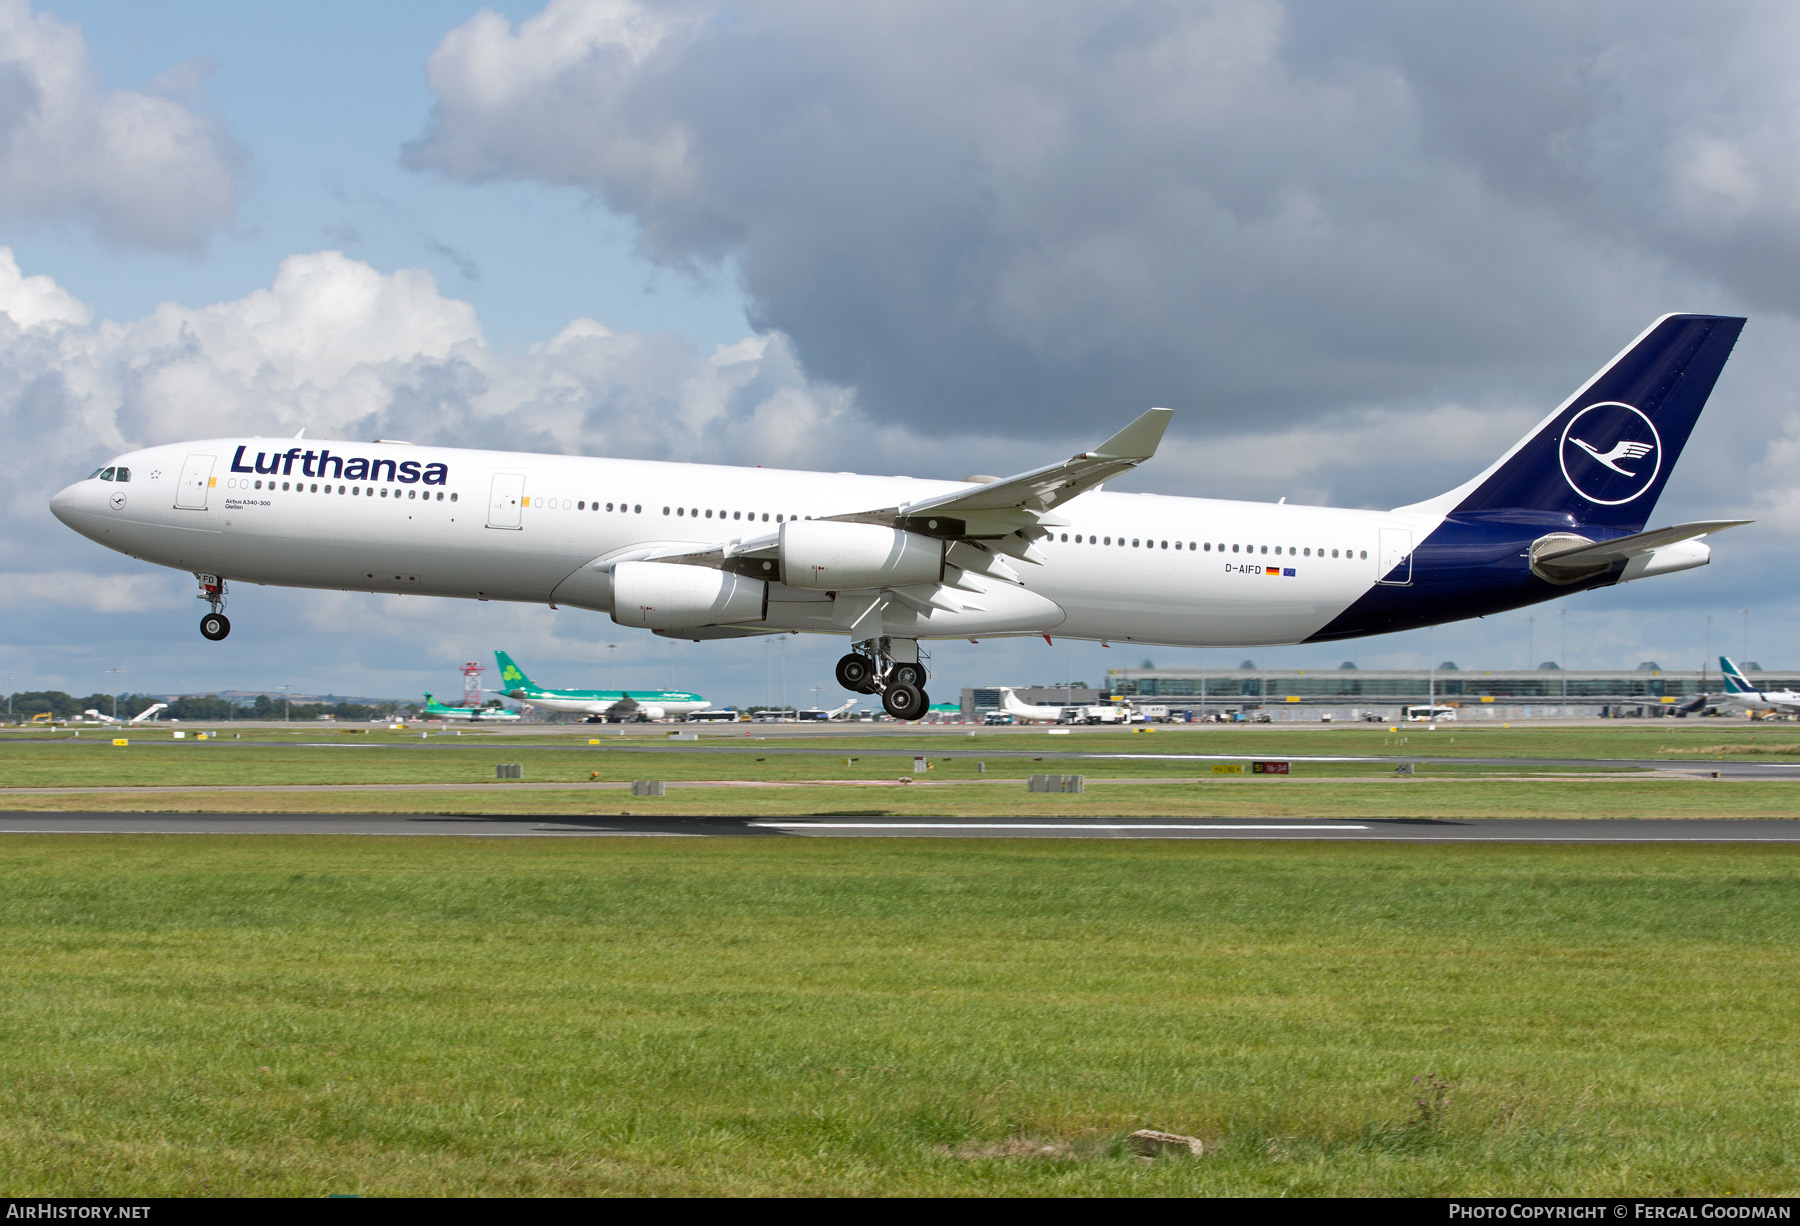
1531,519 -> 1750,581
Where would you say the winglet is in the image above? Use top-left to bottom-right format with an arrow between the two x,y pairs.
1089,407 -> 1172,460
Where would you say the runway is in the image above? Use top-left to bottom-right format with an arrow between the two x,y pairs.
3,812 -> 1799,841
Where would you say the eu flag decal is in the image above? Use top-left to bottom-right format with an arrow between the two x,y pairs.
1283,568 -> 1295,577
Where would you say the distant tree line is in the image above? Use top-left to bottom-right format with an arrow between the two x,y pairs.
4,692 -> 402,722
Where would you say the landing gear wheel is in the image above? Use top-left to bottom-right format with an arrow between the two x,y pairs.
835,653 -> 879,694
200,612 -> 231,641
886,662 -> 927,689
882,682 -> 926,720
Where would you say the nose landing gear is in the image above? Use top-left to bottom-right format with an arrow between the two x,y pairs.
838,637 -> 930,720
196,574 -> 230,641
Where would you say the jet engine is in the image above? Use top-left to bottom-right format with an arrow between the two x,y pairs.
779,520 -> 943,591
610,561 -> 766,630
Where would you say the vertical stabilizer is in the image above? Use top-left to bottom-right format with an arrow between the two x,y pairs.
1416,314 -> 1745,532
1720,656 -> 1758,697
494,651 -> 537,694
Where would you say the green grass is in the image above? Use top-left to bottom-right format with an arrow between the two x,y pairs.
1,837 -> 1798,1195
0,778 -> 1796,819
3,722 -> 1788,793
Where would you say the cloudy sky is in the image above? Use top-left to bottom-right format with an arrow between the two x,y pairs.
3,0 -> 1799,707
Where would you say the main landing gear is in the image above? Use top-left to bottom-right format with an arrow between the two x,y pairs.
196,573 -> 230,641
836,637 -> 930,721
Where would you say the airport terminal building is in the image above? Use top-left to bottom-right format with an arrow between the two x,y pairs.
963,665 -> 1796,721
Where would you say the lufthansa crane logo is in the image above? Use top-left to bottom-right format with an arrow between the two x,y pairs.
1558,402 -> 1661,505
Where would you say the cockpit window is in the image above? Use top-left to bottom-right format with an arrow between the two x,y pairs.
88,468 -> 105,480
97,467 -> 116,481
113,467 -> 130,483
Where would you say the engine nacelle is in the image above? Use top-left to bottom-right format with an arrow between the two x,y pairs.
610,561 -> 767,630
779,520 -> 944,591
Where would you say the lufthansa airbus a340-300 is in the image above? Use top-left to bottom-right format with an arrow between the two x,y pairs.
51,314 -> 1748,719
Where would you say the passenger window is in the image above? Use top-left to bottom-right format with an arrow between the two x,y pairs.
1189,542 -> 1197,551
1231,544 -> 1239,553
1132,539 -> 1139,547
282,482 -> 290,491
1259,545 -> 1267,554
578,501 -> 585,510
380,488 -> 388,498
705,509 -> 713,518
1060,533 -> 1068,542
409,489 -> 417,499
634,505 -> 641,513
1203,543 -> 1210,551
1103,536 -> 1111,545
733,511 -> 741,520
1359,550 -> 1367,559
1160,540 -> 1167,549
677,507 -> 685,516
762,513 -> 769,522
350,486 -> 357,495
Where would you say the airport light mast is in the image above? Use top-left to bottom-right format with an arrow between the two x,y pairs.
461,661 -> 484,709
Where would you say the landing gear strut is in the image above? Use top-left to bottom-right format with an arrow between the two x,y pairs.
838,637 -> 930,720
196,573 -> 230,641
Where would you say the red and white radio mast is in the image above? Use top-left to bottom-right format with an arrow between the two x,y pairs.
461,661 -> 484,708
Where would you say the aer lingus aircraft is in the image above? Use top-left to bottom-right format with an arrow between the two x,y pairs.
494,650 -> 707,721
50,315 -> 1750,720
420,692 -> 520,722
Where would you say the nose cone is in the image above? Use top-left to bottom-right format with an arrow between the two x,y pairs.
50,481 -> 82,527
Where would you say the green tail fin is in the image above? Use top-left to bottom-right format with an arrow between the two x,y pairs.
494,651 -> 536,693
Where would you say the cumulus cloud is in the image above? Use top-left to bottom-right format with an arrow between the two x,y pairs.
0,247 -> 858,561
404,0 -> 1800,442
0,0 -> 238,250
0,569 -> 182,612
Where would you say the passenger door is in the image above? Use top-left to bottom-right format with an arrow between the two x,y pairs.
175,453 -> 214,510
1377,527 -> 1412,586
487,473 -> 524,530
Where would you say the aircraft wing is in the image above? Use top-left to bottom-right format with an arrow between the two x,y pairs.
1533,519 -> 1751,579
638,409 -> 1173,592
826,407 -> 1172,537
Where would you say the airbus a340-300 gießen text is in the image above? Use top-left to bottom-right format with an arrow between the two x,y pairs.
51,315 -> 1748,719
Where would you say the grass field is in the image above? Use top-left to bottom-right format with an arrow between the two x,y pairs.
2,836 -> 1796,1196
2,723 -> 1794,821
4,779 -> 1799,820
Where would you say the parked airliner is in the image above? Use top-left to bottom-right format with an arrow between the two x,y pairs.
996,687 -> 1071,724
1718,657 -> 1800,716
494,650 -> 707,721
83,702 -> 169,725
50,315 -> 1748,719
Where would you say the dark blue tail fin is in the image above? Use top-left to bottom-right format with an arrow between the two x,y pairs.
1435,314 -> 1744,531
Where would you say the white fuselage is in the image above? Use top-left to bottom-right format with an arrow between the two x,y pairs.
998,689 -> 1071,723
50,437 -> 1439,648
